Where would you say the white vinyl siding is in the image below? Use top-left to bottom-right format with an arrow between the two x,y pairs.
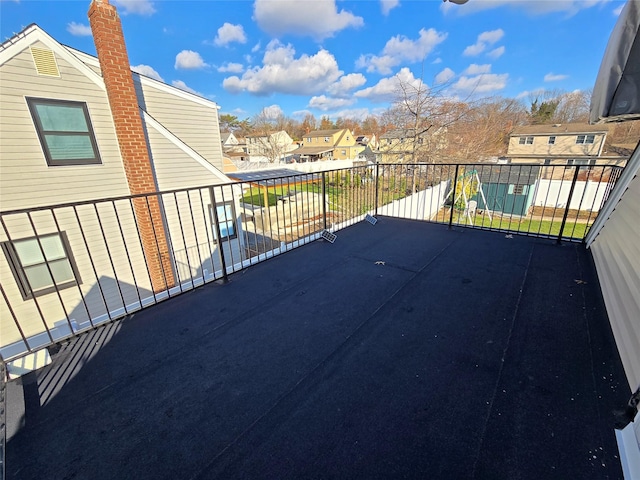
133,78 -> 224,172
590,172 -> 640,391
0,41 -> 129,210
0,206 -> 152,351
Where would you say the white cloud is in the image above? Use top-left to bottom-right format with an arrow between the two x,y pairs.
381,0 -> 400,15
452,73 -> 508,95
463,43 -> 486,57
131,64 -> 164,81
252,42 -> 261,53
113,0 -> 155,16
253,0 -> 363,41
544,73 -> 569,82
478,29 -> 505,44
308,95 -> 356,111
175,50 -> 208,69
432,58 -> 443,64
464,64 -> 492,75
223,40 -> 342,96
327,73 -> 367,97
441,0 -> 610,16
435,67 -> 455,85
66,22 -> 92,36
354,67 -> 423,103
217,63 -> 244,73
487,46 -> 505,59
260,104 -> 284,119
214,23 -> 247,47
357,28 -> 447,74
463,29 -> 504,57
334,108 -> 373,121
171,80 -> 201,96
613,4 -> 624,15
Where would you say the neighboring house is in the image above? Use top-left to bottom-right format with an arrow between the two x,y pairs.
0,2 -> 243,358
245,130 -> 295,163
355,134 -> 378,150
355,145 -> 377,164
378,127 -> 447,163
221,131 -> 241,152
294,129 -> 360,162
507,123 -> 614,165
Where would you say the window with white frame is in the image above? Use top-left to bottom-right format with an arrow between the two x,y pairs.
576,134 -> 595,144
518,136 -> 534,145
548,136 -> 556,145
324,137 -> 330,142
341,149 -> 346,155
210,203 -> 237,241
27,97 -> 101,166
2,232 -> 80,299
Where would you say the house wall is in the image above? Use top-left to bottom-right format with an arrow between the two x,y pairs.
0,182 -> 245,358
0,38 -> 240,359
508,133 -> 606,159
133,77 -> 224,172
0,40 -> 130,211
589,172 -> 640,391
0,202 -> 153,358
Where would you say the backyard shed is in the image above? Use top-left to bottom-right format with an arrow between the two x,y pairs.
476,165 -> 541,216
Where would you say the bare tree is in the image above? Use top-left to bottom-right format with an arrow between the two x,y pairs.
445,96 -> 528,161
554,90 -> 591,124
249,111 -> 294,163
380,65 -> 471,164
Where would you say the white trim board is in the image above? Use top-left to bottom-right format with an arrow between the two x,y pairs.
0,25 -> 106,91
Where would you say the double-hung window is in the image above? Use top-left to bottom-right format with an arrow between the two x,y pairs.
548,136 -> 556,145
576,134 -> 595,144
27,97 -> 101,166
518,136 -> 534,145
2,232 -> 80,299
210,203 -> 237,241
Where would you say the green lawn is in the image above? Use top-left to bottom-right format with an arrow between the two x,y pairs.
451,212 -> 589,239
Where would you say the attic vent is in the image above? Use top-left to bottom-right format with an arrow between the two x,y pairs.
30,47 -> 60,77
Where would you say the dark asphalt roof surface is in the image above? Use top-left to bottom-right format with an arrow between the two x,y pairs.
5,218 -> 629,480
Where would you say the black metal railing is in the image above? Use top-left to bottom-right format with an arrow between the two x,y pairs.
0,163 -> 623,364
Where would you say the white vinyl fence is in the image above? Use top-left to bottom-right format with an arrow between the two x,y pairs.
376,180 -> 449,220
533,179 -> 610,212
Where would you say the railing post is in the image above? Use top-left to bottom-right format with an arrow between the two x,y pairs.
448,164 -> 460,230
210,186 -> 229,283
321,171 -> 327,230
374,162 -> 380,217
557,165 -> 581,244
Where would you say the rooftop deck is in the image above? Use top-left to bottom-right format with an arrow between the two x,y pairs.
5,218 -> 629,479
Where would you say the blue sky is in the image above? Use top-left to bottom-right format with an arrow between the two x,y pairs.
0,0 -> 626,121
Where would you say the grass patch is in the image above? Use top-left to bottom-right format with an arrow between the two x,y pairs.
451,212 -> 588,239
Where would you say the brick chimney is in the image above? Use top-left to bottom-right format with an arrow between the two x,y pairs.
88,0 -> 175,292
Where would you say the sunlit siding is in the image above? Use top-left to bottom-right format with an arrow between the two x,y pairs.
0,203 -> 152,352
508,133 -> 605,159
133,77 -> 224,172
590,172 -> 640,391
0,41 -> 130,211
